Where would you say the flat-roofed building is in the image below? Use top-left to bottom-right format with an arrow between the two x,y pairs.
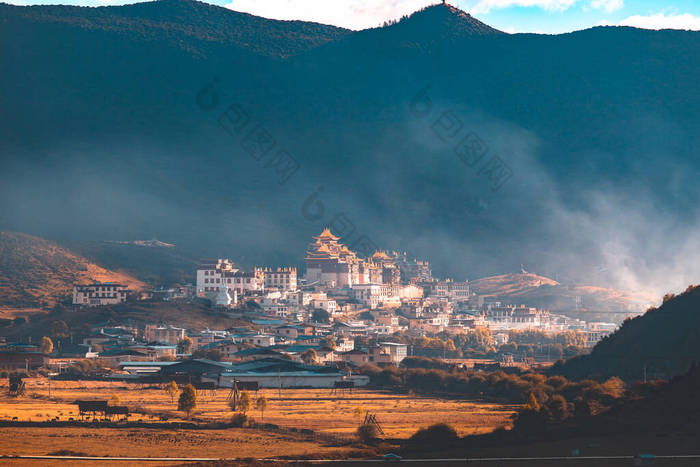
143,324 -> 185,345
378,342 -> 408,365
73,283 -> 128,307
262,267 -> 297,292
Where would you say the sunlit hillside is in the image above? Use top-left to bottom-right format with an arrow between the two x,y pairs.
0,231 -> 145,313
470,272 -> 653,313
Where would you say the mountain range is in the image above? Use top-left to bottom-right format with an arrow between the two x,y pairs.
2,0 -> 699,303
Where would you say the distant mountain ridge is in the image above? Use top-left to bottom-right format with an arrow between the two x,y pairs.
388,3 -> 503,36
0,0 -> 349,58
1,0 -> 699,295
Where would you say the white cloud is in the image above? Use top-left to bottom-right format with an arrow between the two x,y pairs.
224,0 -> 435,30
470,0 -> 623,15
590,0 -> 623,13
469,0 -> 578,15
617,12 -> 700,30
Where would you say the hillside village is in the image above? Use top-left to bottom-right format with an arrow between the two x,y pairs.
0,229 -> 616,388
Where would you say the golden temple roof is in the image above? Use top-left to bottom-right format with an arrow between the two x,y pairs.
372,250 -> 390,260
313,228 -> 340,241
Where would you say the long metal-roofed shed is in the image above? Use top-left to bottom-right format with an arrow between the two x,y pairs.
207,357 -> 369,389
118,361 -> 179,375
159,358 -> 233,377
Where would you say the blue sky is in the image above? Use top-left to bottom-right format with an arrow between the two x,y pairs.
5,0 -> 700,33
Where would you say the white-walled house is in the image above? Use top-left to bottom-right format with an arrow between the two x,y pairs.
73,283 -> 128,307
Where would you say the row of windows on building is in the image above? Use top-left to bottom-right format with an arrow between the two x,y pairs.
77,286 -> 124,292
204,278 -> 253,284
76,291 -> 125,297
204,270 -> 293,279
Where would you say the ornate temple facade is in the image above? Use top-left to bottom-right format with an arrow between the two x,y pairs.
305,229 -> 379,287
305,229 -> 432,289
306,229 -> 356,287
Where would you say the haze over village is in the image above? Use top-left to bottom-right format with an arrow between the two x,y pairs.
53,227 -> 620,386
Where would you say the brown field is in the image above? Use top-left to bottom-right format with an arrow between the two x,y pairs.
0,426 -> 353,462
0,378 -> 515,437
0,378 -> 515,461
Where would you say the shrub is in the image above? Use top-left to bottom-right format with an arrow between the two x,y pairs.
408,423 -> 459,447
545,375 -> 568,390
513,408 -> 547,433
357,423 -> 379,444
545,394 -> 570,422
602,376 -> 625,398
230,413 -> 248,427
232,391 -> 251,414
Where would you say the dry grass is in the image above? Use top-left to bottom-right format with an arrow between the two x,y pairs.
0,230 -> 145,310
0,378 -> 515,439
0,426 -> 356,460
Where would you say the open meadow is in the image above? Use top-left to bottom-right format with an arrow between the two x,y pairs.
0,378 -> 515,437
0,377 -> 516,460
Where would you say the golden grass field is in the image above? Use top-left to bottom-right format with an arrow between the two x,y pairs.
0,378 -> 516,462
0,378 -> 515,436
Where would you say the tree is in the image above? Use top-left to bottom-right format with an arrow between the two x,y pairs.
301,349 -> 317,365
545,375 -> 568,390
321,335 -> 336,350
255,394 -> 267,421
311,308 -> 330,324
524,392 -> 540,411
353,406 -> 364,420
165,380 -> 179,403
109,394 -> 121,406
237,390 -> 251,414
546,394 -> 570,422
178,384 -> 197,416
40,336 -> 53,355
191,349 -> 223,361
177,336 -> 193,355
49,320 -> 70,340
462,327 -> 492,351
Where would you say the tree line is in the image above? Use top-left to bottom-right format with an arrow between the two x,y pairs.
360,363 -> 626,410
